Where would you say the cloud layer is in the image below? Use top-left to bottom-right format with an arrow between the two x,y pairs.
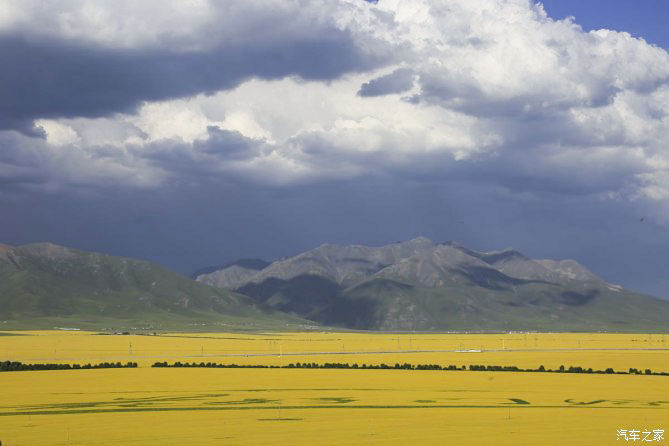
2,0 -> 667,204
1,0 -> 669,295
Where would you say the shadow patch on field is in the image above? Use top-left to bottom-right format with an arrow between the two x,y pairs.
414,400 -> 436,403
207,398 -> 279,405
437,389 -> 494,393
108,390 -> 191,394
11,393 -> 233,411
257,418 -> 303,421
15,401 -> 115,411
239,388 -> 384,392
113,393 -> 230,403
3,402 -> 669,417
310,397 -> 356,404
564,399 -> 606,405
506,398 -> 530,405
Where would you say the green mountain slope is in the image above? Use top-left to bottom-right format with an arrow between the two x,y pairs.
0,243 -> 311,331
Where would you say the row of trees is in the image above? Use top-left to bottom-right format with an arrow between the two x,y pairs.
152,361 -> 280,368
150,361 -> 668,376
0,361 -> 138,372
151,361 -> 455,370
5,360 -> 663,376
468,364 -> 621,374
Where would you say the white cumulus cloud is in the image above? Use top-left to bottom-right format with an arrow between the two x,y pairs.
1,0 -> 669,219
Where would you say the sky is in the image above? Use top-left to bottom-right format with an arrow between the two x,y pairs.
1,0 -> 669,298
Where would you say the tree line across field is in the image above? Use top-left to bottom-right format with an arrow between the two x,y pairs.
0,361 -> 138,372
151,361 -> 669,376
2,359 -> 666,376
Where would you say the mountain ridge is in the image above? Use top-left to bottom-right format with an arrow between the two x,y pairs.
197,237 -> 669,332
2,238 -> 666,332
197,237 -> 607,291
0,242 -> 310,331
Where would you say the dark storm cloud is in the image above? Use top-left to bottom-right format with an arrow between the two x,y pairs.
363,146 -> 645,200
282,110 -> 651,201
357,68 -> 414,96
133,128 -> 266,182
0,132 -> 53,189
197,127 -> 261,158
0,30 -> 390,133
414,69 -> 624,119
2,172 -> 667,298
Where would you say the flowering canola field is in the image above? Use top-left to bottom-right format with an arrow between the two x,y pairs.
1,331 -> 668,445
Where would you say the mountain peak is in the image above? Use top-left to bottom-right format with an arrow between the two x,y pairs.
191,258 -> 269,279
229,258 -> 270,271
197,238 -> 613,292
403,236 -> 433,246
480,248 -> 527,264
536,259 -> 602,283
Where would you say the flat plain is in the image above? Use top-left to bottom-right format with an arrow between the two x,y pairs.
1,331 -> 668,445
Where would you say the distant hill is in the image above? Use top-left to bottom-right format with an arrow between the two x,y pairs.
0,243 -> 308,331
197,237 -> 669,332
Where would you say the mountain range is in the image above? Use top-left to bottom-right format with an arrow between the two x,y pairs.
197,237 -> 669,332
1,238 -> 667,332
0,242 -> 308,331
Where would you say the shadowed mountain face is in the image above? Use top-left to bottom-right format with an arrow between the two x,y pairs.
0,243 -> 307,330
197,238 -> 669,332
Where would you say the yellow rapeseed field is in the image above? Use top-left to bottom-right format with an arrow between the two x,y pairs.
1,331 -> 668,445
3,330 -> 669,370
